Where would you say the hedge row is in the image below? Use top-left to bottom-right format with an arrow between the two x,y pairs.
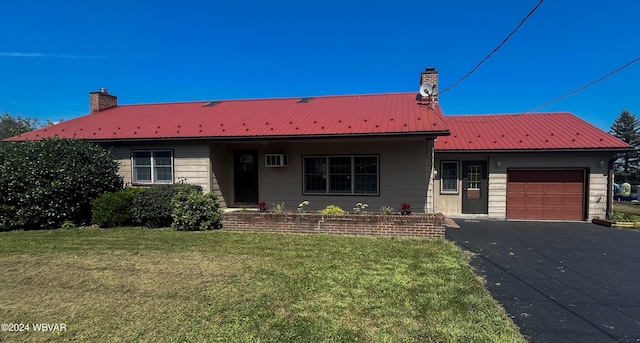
91,183 -> 222,230
0,137 -> 221,231
91,187 -> 143,228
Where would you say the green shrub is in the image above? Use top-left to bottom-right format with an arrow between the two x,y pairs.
353,202 -> 368,215
298,200 -> 310,213
60,220 -> 77,229
92,187 -> 143,228
0,138 -> 123,230
613,212 -> 633,222
172,190 -> 223,231
131,183 -> 202,228
273,202 -> 285,214
320,205 -> 346,215
380,206 -> 395,215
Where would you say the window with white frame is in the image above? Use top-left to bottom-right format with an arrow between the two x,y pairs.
132,150 -> 173,184
303,156 -> 378,195
440,161 -> 459,193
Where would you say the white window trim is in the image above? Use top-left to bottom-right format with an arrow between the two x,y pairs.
440,161 -> 459,194
131,150 -> 174,185
303,155 -> 379,195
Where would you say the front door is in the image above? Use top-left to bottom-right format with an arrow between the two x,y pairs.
234,150 -> 259,204
462,161 -> 488,214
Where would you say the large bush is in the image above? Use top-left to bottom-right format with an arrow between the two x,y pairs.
131,183 -> 202,228
91,187 -> 143,228
0,138 -> 123,230
171,189 -> 223,231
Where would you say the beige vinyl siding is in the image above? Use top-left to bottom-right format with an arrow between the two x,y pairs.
256,138 -> 433,213
109,147 -> 132,185
107,143 -> 211,193
175,150 -> 210,191
435,151 -> 614,220
106,138 -> 434,211
433,153 -> 489,215
434,190 -> 461,215
210,144 -> 231,208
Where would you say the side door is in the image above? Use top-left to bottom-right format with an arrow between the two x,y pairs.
462,161 -> 488,214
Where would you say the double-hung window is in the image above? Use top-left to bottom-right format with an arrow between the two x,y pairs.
132,150 -> 173,184
440,161 -> 459,194
303,155 -> 378,195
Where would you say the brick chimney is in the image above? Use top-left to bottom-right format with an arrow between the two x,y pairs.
419,67 -> 438,101
89,88 -> 117,113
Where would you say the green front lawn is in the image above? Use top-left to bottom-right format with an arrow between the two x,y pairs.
612,202 -> 640,222
0,228 -> 525,342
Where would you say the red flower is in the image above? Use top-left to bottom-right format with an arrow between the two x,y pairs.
400,203 -> 412,215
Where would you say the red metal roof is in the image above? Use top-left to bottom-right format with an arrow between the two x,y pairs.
5,94 -> 630,152
5,93 -> 448,141
435,112 -> 630,151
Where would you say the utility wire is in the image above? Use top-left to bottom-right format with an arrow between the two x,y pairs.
524,56 -> 640,113
439,0 -> 545,95
446,55 -> 640,124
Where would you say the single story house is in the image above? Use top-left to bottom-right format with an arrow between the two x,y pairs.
5,68 -> 631,221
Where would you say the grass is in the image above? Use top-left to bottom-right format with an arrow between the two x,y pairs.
0,228 -> 525,342
612,202 -> 640,223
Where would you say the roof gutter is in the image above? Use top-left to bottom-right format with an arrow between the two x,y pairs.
74,130 -> 452,144
435,147 -> 633,153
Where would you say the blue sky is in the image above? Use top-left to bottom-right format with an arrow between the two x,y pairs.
1,0 -> 638,130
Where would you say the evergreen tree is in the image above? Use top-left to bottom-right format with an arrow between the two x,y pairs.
610,109 -> 640,183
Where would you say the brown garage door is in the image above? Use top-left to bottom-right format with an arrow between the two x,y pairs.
507,170 -> 585,220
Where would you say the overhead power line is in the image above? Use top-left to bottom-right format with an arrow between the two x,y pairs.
446,55 -> 640,124
439,0 -> 545,95
524,56 -> 640,113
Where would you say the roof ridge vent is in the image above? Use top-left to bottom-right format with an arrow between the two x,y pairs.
296,97 -> 313,103
204,101 -> 222,107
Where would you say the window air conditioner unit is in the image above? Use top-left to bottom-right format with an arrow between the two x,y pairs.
265,154 -> 288,167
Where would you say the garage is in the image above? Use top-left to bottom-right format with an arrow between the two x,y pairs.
507,169 -> 586,220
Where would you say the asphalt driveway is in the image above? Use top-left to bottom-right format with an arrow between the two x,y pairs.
446,220 -> 640,343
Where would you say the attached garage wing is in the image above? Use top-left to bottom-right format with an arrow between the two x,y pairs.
507,170 -> 586,221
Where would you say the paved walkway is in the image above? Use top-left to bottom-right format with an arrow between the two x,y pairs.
446,220 -> 640,343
